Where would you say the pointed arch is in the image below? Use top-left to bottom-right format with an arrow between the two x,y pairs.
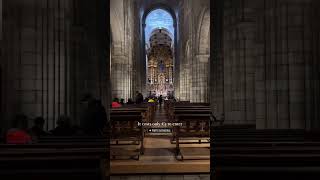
198,8 -> 210,55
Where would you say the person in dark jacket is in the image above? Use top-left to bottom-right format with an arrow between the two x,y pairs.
127,98 -> 134,105
135,91 -> 144,104
30,117 -> 50,137
158,95 -> 163,107
120,98 -> 125,105
50,115 -> 74,136
85,100 -> 107,135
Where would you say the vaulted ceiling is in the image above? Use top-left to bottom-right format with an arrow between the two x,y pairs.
149,29 -> 172,48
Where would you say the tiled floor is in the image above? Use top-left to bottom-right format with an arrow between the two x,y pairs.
110,105 -> 210,174
110,174 -> 210,180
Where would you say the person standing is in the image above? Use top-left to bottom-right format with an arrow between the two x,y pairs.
29,117 -> 50,137
158,95 -> 163,107
135,91 -> 144,104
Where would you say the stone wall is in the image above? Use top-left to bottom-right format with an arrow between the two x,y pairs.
178,0 -> 210,103
110,0 -> 137,101
2,0 -> 70,130
211,0 -> 224,121
222,0 -> 257,125
0,0 -> 3,127
1,0 -> 109,130
211,0 -> 320,129
255,0 -> 320,129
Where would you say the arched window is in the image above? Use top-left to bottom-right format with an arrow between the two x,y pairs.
144,8 -> 175,97
145,9 -> 174,45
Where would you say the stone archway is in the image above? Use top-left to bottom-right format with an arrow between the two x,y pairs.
190,8 -> 210,103
142,5 -> 178,97
110,0 -> 134,101
179,40 -> 191,101
198,8 -> 210,55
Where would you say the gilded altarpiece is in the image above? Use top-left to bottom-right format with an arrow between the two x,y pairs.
147,46 -> 174,96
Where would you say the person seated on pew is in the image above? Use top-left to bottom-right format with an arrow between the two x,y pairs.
29,117 -> 51,137
120,98 -> 125,105
0,128 -> 3,143
112,98 -> 122,108
148,97 -> 156,103
50,115 -> 74,136
6,114 -> 32,144
85,100 -> 107,136
219,113 -> 225,125
127,98 -> 134,105
71,125 -> 85,136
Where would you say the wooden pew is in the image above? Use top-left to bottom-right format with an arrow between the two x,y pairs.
174,102 -> 210,106
111,107 -> 148,122
164,99 -> 175,115
213,143 -> 320,179
110,114 -> 144,160
170,106 -> 218,145
37,136 -> 108,143
174,106 -> 211,109
169,104 -> 213,123
212,128 -> 320,179
0,146 -> 107,180
212,129 -> 306,142
174,114 -> 213,160
171,109 -> 216,124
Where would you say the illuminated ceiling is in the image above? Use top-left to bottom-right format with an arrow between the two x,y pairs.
145,9 -> 174,45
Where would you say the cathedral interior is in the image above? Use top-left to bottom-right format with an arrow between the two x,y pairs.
1,0 -> 320,179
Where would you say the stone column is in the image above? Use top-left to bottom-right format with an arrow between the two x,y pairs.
111,53 -> 131,101
239,22 -> 256,125
0,0 -> 3,127
110,0 -> 134,101
222,0 -> 258,124
256,0 -> 317,129
196,54 -> 210,103
211,0 -> 224,121
1,0 -> 72,130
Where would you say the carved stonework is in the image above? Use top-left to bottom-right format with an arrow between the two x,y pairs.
147,45 -> 174,97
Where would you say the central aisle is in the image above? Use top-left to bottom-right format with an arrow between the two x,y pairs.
110,105 -> 210,174
154,105 -> 167,123
145,104 -> 173,136
110,136 -> 210,174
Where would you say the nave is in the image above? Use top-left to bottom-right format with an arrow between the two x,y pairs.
1,0 -> 320,179
110,101 -> 210,175
109,100 -> 320,179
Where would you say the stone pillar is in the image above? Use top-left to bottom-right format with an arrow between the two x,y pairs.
197,54 -> 210,103
0,0 -> 2,40
110,0 -> 134,101
1,0 -> 72,130
307,0 -> 320,129
111,53 -> 132,101
255,0 -> 317,129
222,0 -> 258,125
239,23 -> 256,125
0,0 -> 3,127
2,0 -> 109,130
190,7 -> 210,103
211,0 -> 224,121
